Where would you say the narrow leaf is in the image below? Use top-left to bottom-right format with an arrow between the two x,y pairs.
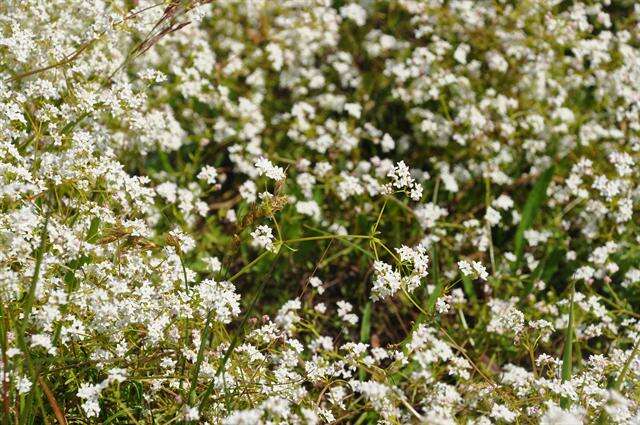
360,302 -> 372,344
513,166 -> 555,270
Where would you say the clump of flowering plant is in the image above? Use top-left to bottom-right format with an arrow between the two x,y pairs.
1,0 -> 640,423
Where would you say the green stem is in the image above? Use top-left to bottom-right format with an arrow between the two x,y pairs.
228,250 -> 271,283
613,338 -> 640,391
284,234 -> 372,244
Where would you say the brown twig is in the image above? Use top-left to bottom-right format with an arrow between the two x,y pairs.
209,194 -> 242,210
7,1 -> 210,84
8,39 -> 97,83
37,376 -> 67,425
7,3 -> 166,83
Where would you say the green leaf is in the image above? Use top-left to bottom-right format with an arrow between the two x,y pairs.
86,217 -> 101,243
512,166 -> 555,270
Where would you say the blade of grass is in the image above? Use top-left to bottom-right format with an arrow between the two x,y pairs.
613,338 -> 640,391
22,213 -> 50,321
0,302 -> 10,425
188,311 -> 213,406
512,166 -> 555,271
426,244 -> 441,313
560,281 -> 575,408
360,302 -> 372,344
16,212 -> 50,424
198,250 -> 282,414
359,302 -> 372,380
594,338 -> 640,424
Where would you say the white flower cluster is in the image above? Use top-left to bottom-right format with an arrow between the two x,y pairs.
77,369 -> 127,417
458,260 -> 489,281
255,157 -> 286,181
250,225 -> 277,252
384,160 -> 424,201
371,244 -> 429,300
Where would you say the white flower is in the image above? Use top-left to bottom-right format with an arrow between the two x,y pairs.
458,260 -> 488,281
340,3 -> 367,26
197,165 -> 218,184
388,161 -> 413,190
573,266 -> 595,281
344,102 -> 362,118
16,376 -> 32,394
182,406 -> 200,421
371,261 -> 402,301
266,43 -> 284,71
337,173 -> 364,200
226,209 -> 237,223
493,194 -> 514,210
156,182 -> 178,203
485,206 -> 501,226
197,279 -> 241,323
486,50 -> 508,72
414,203 -> 448,229
386,161 -> 423,200
540,403 -> 583,425
77,383 -> 103,418
296,200 -> 321,221
490,403 -> 517,423
458,260 -> 474,277
168,228 -> 196,253
454,43 -> 470,64
255,157 -> 286,181
309,276 -> 325,294
239,180 -> 258,203
381,133 -> 395,152
337,301 -> 358,325
204,256 -> 222,273
396,244 -> 429,289
31,334 -> 56,355
487,299 -> 525,336
250,225 -> 277,252
472,261 -> 489,280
